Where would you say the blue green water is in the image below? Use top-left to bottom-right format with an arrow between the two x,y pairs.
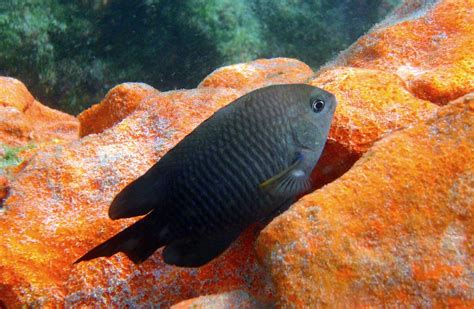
0,0 -> 401,114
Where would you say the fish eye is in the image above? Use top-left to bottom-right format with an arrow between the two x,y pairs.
311,98 -> 325,113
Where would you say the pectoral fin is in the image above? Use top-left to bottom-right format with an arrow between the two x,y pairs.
259,152 -> 313,197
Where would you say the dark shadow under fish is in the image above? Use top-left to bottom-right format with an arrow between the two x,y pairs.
75,83 -> 337,267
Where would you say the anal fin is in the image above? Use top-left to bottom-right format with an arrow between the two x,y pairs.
74,212 -> 165,265
162,229 -> 241,267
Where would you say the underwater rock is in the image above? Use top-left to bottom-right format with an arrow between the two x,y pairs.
309,67 -> 436,187
78,83 -> 159,137
0,77 -> 34,111
199,57 -> 314,91
0,77 -> 79,147
0,175 -> 7,203
171,290 -> 272,309
256,96 -> 474,307
336,0 -> 474,104
311,67 -> 436,154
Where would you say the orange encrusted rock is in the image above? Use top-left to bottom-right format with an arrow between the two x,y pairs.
0,107 -> 32,146
199,57 -> 314,91
0,77 -> 34,111
0,77 -> 79,147
256,96 -> 474,307
336,0 -> 474,104
78,83 -> 159,137
171,290 -> 272,309
0,175 -> 8,204
309,67 -> 437,187
0,87 -> 275,307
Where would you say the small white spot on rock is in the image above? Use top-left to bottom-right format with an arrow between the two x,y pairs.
448,171 -> 473,217
440,221 -> 467,265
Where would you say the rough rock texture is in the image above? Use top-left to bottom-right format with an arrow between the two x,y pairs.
0,77 -> 34,111
309,67 -> 436,186
311,67 -> 436,154
199,57 -> 314,91
78,83 -> 159,137
0,77 -> 79,147
253,1 -> 474,306
336,0 -> 474,104
0,175 -> 7,205
256,96 -> 474,307
171,290 -> 272,309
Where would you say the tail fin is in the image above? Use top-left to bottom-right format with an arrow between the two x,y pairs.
74,212 -> 165,264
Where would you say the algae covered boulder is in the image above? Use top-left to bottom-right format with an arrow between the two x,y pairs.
255,0 -> 474,305
77,83 -> 159,137
0,77 -> 79,147
257,95 -> 474,307
337,0 -> 474,103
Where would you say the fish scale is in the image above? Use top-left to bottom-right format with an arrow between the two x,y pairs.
202,164 -> 236,225
186,160 -> 224,227
177,123 -> 266,230
75,84 -> 337,267
170,91 -> 298,229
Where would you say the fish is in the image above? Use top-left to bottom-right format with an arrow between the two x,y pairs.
75,83 -> 337,267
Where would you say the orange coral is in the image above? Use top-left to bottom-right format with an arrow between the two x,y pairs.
199,57 -> 314,91
310,67 -> 436,187
0,77 -> 79,147
312,67 -> 436,154
78,83 -> 159,137
337,0 -> 474,104
0,77 -> 34,111
256,97 -> 474,307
